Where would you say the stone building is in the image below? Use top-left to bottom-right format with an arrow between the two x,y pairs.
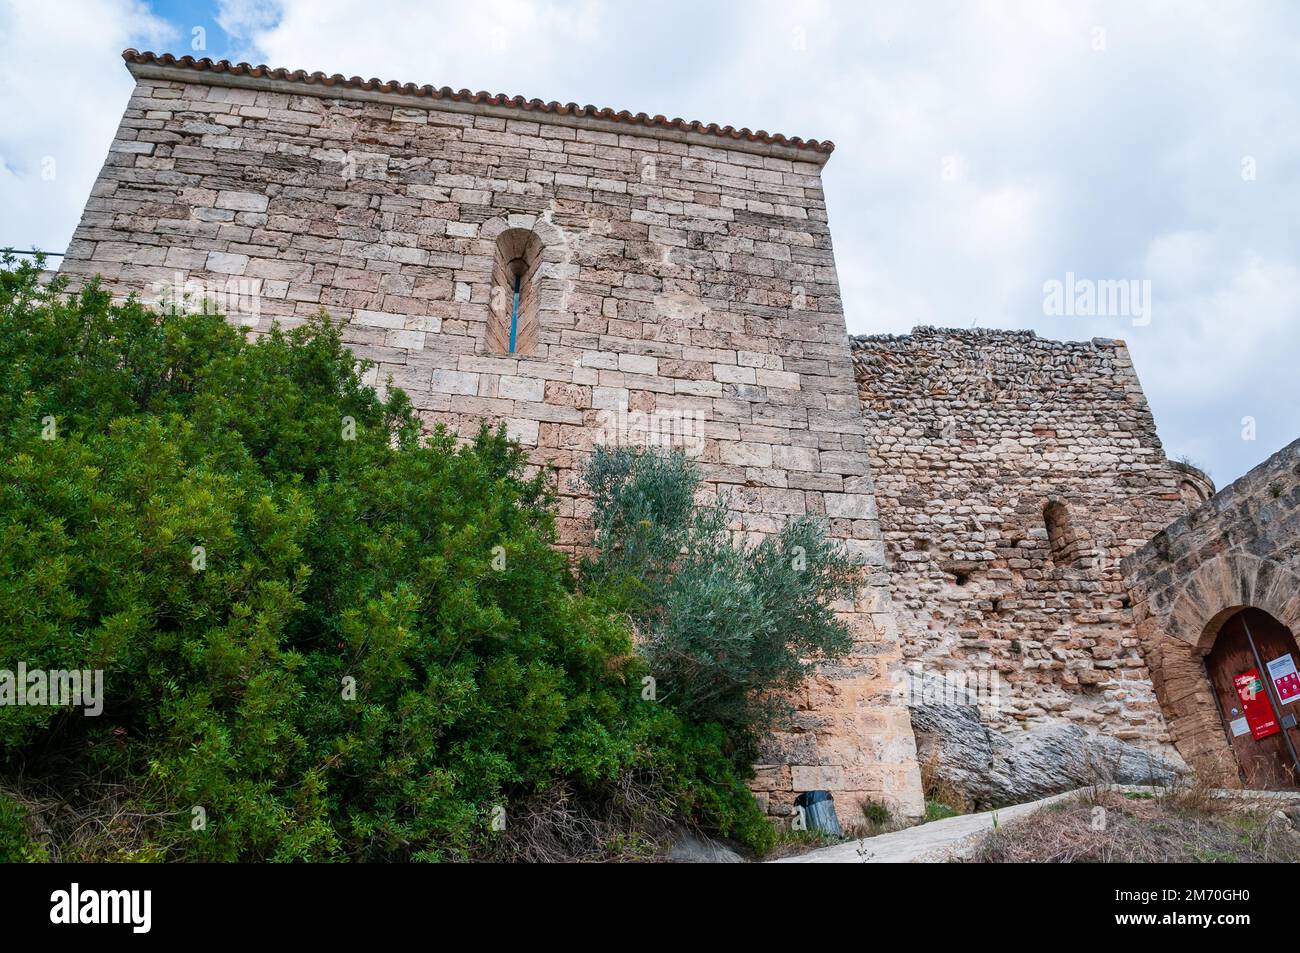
851,329 -> 1193,744
1170,459 -> 1216,512
57,50 -> 923,822
1124,438 -> 1300,789
57,49 -> 1300,823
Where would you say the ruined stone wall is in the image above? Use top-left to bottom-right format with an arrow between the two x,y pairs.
57,55 -> 923,820
1169,460 -> 1216,511
852,327 -> 1190,752
1124,438 -> 1300,783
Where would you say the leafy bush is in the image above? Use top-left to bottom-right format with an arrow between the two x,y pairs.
0,259 -> 772,859
579,445 -> 859,754
861,799 -> 891,829
0,790 -> 46,862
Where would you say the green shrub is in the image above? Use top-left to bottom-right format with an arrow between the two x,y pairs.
924,800 -> 963,823
0,791 -> 46,862
579,445 -> 859,753
0,258 -> 771,859
861,799 -> 891,828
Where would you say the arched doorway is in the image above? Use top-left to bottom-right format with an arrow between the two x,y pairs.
1205,608 -> 1300,789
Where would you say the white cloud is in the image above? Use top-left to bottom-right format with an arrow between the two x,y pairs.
214,0 -> 281,57
6,0 -> 1299,485
217,0 -> 606,92
0,0 -> 174,256
1133,245 -> 1300,481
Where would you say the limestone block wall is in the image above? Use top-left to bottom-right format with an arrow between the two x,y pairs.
56,52 -> 923,821
1123,437 -> 1300,783
852,327 -> 1191,751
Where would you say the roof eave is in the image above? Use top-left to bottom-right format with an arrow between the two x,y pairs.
124,52 -> 834,166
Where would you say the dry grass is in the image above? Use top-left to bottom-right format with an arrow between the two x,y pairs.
764,827 -> 842,860
967,782 -> 1300,863
920,750 -> 970,820
7,762 -> 689,863
480,774 -> 679,863
1,773 -> 175,862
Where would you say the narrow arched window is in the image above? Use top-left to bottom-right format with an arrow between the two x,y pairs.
489,229 -> 542,355
1043,500 -> 1083,567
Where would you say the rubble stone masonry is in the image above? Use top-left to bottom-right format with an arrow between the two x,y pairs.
57,54 -> 924,821
852,328 -> 1192,753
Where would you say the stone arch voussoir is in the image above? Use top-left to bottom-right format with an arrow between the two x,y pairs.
1165,553 -> 1300,653
479,215 -> 567,257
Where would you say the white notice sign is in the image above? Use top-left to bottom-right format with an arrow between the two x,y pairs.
1266,654 -> 1300,705
1230,717 -> 1251,738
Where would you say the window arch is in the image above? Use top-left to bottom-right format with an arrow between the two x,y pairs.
488,228 -> 543,355
1179,479 -> 1209,509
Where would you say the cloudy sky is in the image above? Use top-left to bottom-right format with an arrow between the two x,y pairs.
2,0 -> 1297,486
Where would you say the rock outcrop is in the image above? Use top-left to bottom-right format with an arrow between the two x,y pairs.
911,702 -> 1186,808
665,830 -> 745,863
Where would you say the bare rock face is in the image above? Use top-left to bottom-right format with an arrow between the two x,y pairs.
910,702 -> 1186,808
665,830 -> 745,864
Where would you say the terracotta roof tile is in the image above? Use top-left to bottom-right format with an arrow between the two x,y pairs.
122,49 -> 834,157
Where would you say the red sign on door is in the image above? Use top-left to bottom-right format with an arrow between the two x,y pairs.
1235,669 -> 1280,740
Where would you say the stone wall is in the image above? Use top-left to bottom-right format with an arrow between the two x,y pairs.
57,53 -> 924,821
1123,437 -> 1300,783
852,327 -> 1190,754
1169,459 -> 1216,511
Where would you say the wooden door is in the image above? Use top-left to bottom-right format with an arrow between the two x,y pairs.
1205,608 -> 1300,789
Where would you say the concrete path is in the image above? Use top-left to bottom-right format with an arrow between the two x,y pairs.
772,785 -> 1300,863
772,789 -> 1080,863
